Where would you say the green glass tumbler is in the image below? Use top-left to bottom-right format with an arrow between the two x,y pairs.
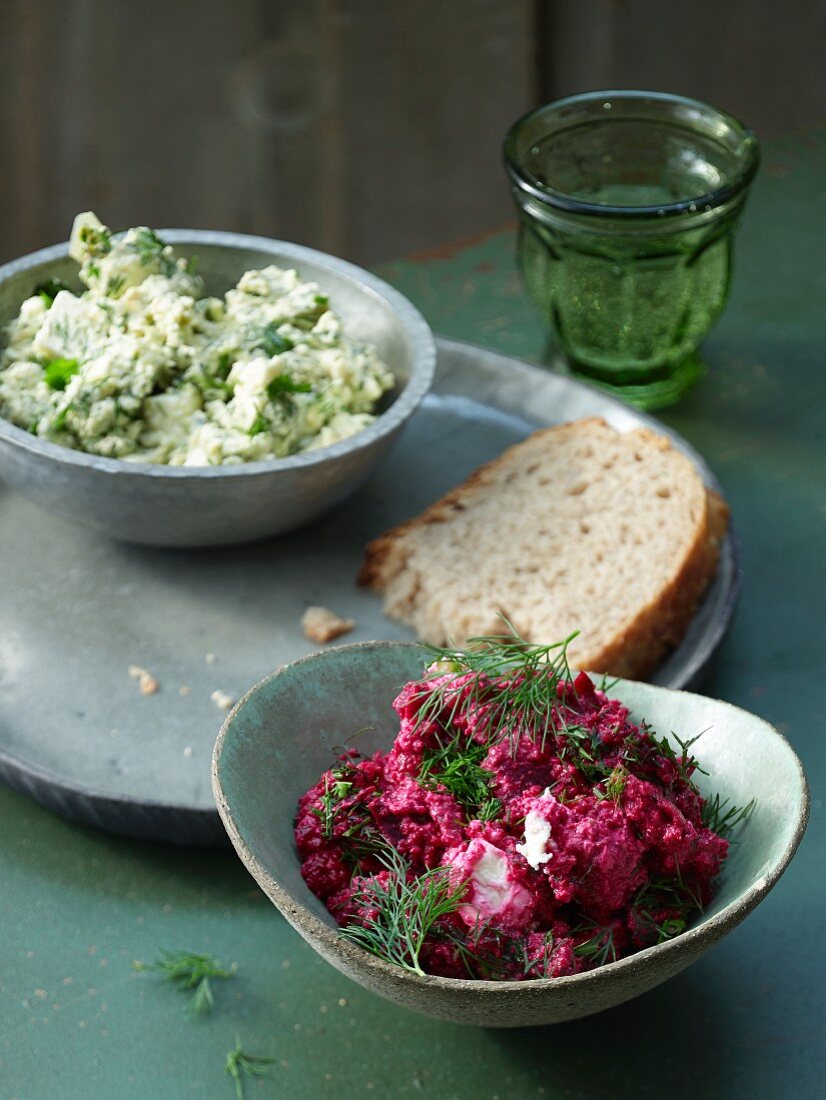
504,91 -> 760,408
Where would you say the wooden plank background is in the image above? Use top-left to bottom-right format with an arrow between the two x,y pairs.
0,0 -> 823,267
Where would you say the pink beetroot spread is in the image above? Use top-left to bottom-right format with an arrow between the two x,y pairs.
294,667 -> 729,980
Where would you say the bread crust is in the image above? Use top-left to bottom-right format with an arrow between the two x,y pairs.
358,419 -> 729,679
578,487 -> 729,679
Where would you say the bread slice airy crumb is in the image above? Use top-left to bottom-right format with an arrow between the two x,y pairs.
358,418 -> 728,679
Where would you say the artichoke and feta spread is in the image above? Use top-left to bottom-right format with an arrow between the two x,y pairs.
0,213 -> 394,465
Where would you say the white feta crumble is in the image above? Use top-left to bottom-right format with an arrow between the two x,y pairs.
516,789 -> 556,870
469,843 -> 514,913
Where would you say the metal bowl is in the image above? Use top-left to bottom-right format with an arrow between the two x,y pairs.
213,641 -> 809,1027
0,232 -> 435,546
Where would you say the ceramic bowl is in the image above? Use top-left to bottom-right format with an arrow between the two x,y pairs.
212,641 -> 809,1027
0,233 -> 435,547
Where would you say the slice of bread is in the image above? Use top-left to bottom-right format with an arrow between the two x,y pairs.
358,417 -> 728,679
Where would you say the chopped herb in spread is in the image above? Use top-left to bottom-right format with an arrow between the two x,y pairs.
0,212 -> 394,465
295,629 -> 754,980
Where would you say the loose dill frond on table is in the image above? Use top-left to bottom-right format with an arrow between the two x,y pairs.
413,618 -> 582,751
132,949 -> 237,1016
340,841 -> 466,976
225,1036 -> 274,1100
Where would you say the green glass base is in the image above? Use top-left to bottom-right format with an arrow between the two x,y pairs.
553,351 -> 707,411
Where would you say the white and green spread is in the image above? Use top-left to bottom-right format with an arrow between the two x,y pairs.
0,213 -> 394,465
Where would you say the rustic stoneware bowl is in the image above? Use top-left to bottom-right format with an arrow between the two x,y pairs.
212,641 -> 809,1027
0,233 -> 435,547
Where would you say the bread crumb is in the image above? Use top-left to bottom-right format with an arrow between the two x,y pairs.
128,665 -> 159,696
183,746 -> 193,758
205,652 -> 216,665
302,605 -> 355,644
211,689 -> 234,711
179,685 -> 191,697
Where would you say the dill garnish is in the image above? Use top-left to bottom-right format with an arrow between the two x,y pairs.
418,728 -> 497,818
132,949 -> 237,1016
594,763 -> 628,805
573,922 -> 618,967
443,923 -> 556,980
311,765 -> 357,839
701,793 -> 756,838
631,869 -> 704,944
340,842 -> 466,976
478,796 -> 503,821
225,1036 -> 274,1100
413,619 -> 581,751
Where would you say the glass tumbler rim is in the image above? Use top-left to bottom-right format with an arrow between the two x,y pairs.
503,89 -> 760,221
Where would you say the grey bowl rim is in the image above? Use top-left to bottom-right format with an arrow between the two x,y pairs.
0,230 -> 436,479
211,638 -> 811,998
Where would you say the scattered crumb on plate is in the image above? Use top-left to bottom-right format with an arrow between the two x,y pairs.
211,689 -> 235,711
128,665 -> 159,695
205,652 -> 217,665
183,746 -> 193,758
179,685 -> 191,697
301,605 -> 356,644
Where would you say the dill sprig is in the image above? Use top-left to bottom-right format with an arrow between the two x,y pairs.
632,864 -> 705,944
441,922 -> 517,980
594,763 -> 628,805
132,949 -> 237,1016
311,764 -> 358,839
414,619 -> 581,751
340,842 -> 466,976
225,1036 -> 274,1100
573,921 -> 618,967
701,793 -> 756,838
444,923 -> 556,980
418,728 -> 497,818
617,724 -> 709,792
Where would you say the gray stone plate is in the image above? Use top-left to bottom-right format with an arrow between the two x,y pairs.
0,337 -> 739,845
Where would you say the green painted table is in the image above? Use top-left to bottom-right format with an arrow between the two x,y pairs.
2,134 -> 824,1099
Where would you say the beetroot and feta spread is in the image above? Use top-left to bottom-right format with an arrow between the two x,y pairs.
295,647 -> 744,981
